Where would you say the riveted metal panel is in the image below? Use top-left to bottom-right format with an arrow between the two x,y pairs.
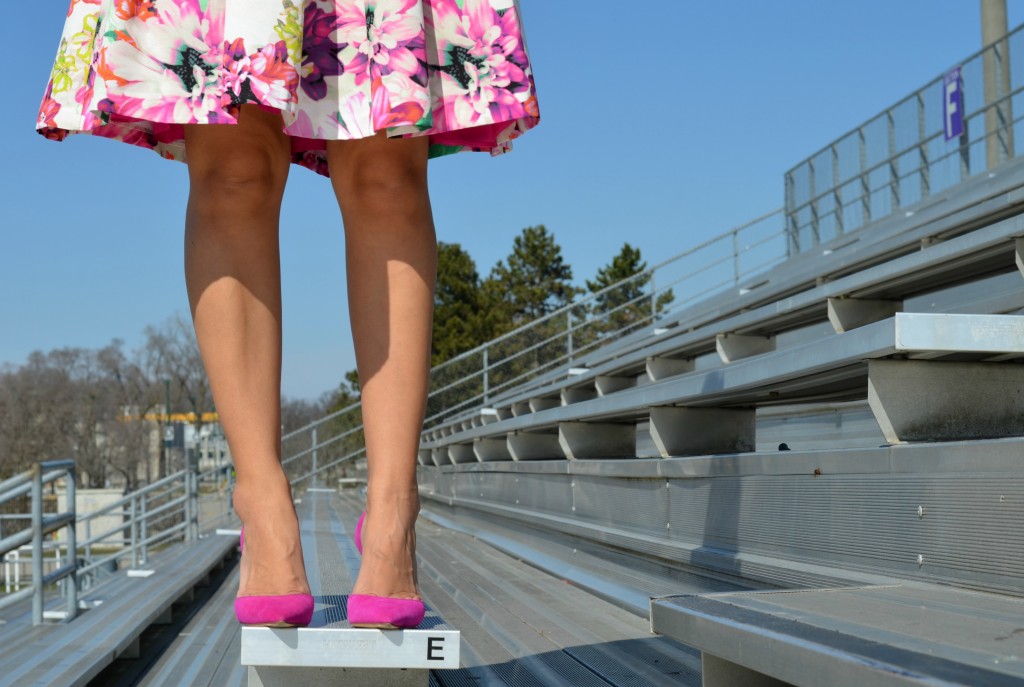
666,473 -> 1024,594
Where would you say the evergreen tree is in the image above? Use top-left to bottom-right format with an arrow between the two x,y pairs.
584,243 -> 674,339
432,242 -> 484,365
486,225 -> 582,326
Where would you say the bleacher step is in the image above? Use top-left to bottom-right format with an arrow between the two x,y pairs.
238,489 -> 462,687
650,585 -> 1024,687
242,625 -> 459,686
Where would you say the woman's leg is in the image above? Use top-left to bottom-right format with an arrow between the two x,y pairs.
326,131 -> 436,599
182,105 -> 310,597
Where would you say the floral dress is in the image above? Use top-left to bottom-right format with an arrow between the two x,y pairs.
36,0 -> 540,176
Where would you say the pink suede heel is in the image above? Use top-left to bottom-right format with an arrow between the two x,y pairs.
354,510 -> 365,555
348,594 -> 425,629
235,526 -> 314,628
349,510 -> 425,629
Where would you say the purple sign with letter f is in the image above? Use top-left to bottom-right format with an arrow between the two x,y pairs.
944,67 -> 964,141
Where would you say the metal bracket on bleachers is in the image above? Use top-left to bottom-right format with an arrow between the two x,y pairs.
716,334 -> 776,363
827,297 -> 903,333
649,407 -> 755,457
646,356 -> 695,382
508,431 -> 562,460
474,436 -> 511,461
421,314 -> 1024,463
869,359 -> 1024,442
559,421 -> 635,460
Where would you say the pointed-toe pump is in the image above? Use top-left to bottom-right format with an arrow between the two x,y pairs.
348,510 -> 425,630
234,526 -> 315,628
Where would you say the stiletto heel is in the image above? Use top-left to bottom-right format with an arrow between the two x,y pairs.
348,511 -> 425,629
354,510 -> 365,555
234,525 -> 315,627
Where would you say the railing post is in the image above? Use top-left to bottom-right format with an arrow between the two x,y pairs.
140,492 -> 148,566
311,427 -> 319,489
226,465 -> 235,518
192,465 -> 200,540
888,110 -> 899,213
482,347 -> 490,405
189,467 -> 199,541
566,310 -> 574,363
650,272 -> 657,319
732,230 -> 741,286
918,92 -> 930,199
130,494 -> 138,568
183,470 -> 192,543
832,143 -> 843,238
859,127 -> 871,229
85,516 -> 92,569
65,466 -> 78,621
31,463 -> 43,626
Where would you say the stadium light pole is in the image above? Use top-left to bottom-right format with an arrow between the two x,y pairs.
982,0 -> 1013,169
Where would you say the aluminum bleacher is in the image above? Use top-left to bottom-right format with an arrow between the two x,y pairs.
410,164 -> 1024,685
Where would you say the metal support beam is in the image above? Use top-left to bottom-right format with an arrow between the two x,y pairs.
558,422 -> 635,460
118,635 -> 141,660
511,402 -> 531,417
868,359 -> 1024,442
827,298 -> 903,333
716,334 -> 776,363
417,450 -> 431,466
448,444 -> 476,464
508,432 -> 563,461
474,437 -> 512,462
562,387 -> 597,405
646,356 -> 695,382
649,407 -> 756,457
1016,237 -> 1024,278
529,397 -> 560,413
596,375 -> 636,396
430,449 -> 450,467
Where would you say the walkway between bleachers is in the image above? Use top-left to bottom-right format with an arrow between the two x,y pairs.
134,487 -> 702,687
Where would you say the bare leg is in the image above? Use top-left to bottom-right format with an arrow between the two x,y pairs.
326,131 -> 436,600
183,105 -> 310,598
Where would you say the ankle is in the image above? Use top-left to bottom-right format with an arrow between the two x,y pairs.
233,472 -> 294,522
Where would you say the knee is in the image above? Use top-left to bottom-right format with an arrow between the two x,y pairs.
187,147 -> 289,219
333,154 -> 429,217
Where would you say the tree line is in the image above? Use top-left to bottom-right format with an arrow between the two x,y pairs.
0,225 -> 669,484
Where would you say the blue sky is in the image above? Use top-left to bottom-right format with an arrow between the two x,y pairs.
4,1 -> 1022,400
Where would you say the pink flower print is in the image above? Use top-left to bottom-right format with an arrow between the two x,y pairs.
300,3 -> 344,101
222,39 -> 299,110
431,0 -> 531,126
339,0 -> 425,87
37,82 -> 62,130
374,71 -> 430,129
114,0 -> 157,22
67,0 -> 101,19
101,0 -> 228,123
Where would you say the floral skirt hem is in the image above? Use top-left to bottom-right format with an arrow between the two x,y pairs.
36,0 -> 540,177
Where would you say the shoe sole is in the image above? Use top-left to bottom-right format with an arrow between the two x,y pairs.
246,621 -> 306,628
350,622 -> 404,630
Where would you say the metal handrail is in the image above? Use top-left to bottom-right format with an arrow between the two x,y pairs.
0,460 -> 77,625
277,209 -> 788,488
786,23 -> 1024,253
1,459 -> 234,624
